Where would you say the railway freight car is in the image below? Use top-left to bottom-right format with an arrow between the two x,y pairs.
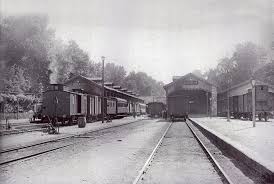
147,102 -> 165,118
36,83 -> 147,125
217,80 -> 274,121
41,84 -> 88,125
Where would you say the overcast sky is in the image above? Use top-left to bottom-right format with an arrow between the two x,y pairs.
1,0 -> 272,83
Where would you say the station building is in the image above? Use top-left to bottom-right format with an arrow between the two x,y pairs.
164,73 -> 217,117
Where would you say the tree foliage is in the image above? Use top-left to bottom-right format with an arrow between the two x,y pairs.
123,72 -> 165,96
206,42 -> 271,90
1,15 -> 54,93
104,63 -> 127,86
1,15 -> 165,98
4,64 -> 31,93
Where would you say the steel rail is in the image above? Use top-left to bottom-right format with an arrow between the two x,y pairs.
186,120 -> 234,184
0,118 -> 146,154
0,118 -> 148,166
132,122 -> 172,184
0,144 -> 73,166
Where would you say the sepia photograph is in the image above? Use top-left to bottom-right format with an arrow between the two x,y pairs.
0,0 -> 273,183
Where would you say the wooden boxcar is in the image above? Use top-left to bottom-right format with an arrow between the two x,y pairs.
217,80 -> 274,121
41,85 -> 87,125
147,102 -> 165,118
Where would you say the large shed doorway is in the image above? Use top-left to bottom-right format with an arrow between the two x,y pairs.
164,73 -> 217,118
167,90 -> 211,115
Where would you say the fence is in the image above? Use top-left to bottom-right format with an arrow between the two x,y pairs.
0,111 -> 34,121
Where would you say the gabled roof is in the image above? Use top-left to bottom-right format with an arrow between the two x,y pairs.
164,73 -> 215,89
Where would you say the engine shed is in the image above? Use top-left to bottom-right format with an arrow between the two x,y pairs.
164,73 -> 217,118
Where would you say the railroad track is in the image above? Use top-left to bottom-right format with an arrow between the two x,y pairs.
133,120 -> 233,184
0,124 -> 48,136
0,118 -> 146,166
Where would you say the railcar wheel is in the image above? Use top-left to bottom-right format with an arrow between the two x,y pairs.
68,117 -> 73,126
258,113 -> 262,121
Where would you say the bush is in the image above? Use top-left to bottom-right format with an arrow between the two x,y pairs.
0,93 -> 39,113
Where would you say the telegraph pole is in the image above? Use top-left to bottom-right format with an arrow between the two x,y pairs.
101,56 -> 105,123
227,90 -> 230,122
251,78 -> 256,127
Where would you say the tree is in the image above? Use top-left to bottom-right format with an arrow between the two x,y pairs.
4,64 -> 30,93
104,63 -> 126,86
123,71 -> 165,96
1,15 -> 55,92
231,42 -> 267,85
192,69 -> 205,79
205,42 -> 268,90
49,40 -> 95,83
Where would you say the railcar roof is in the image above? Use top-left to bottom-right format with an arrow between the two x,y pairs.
218,79 -> 274,94
115,97 -> 128,103
43,89 -> 86,95
64,75 -> 143,101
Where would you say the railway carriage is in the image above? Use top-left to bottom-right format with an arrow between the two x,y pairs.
147,102 -> 166,118
106,97 -> 117,117
35,83 -> 145,125
41,84 -> 88,125
217,80 -> 274,121
116,97 -> 129,116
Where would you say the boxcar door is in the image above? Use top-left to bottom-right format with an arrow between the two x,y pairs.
77,95 -> 81,113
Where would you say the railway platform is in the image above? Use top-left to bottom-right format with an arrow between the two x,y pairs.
191,117 -> 274,180
0,116 -> 145,152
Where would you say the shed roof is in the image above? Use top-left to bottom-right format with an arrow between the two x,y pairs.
164,73 -> 215,89
65,75 -> 143,102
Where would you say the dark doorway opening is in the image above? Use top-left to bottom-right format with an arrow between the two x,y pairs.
77,95 -> 81,113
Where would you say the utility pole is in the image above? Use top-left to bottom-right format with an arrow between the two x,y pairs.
251,78 -> 256,127
101,56 -> 105,123
227,89 -> 230,122
17,99 -> 19,120
206,92 -> 208,117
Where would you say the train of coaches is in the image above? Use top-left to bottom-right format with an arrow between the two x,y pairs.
33,83 -> 146,125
